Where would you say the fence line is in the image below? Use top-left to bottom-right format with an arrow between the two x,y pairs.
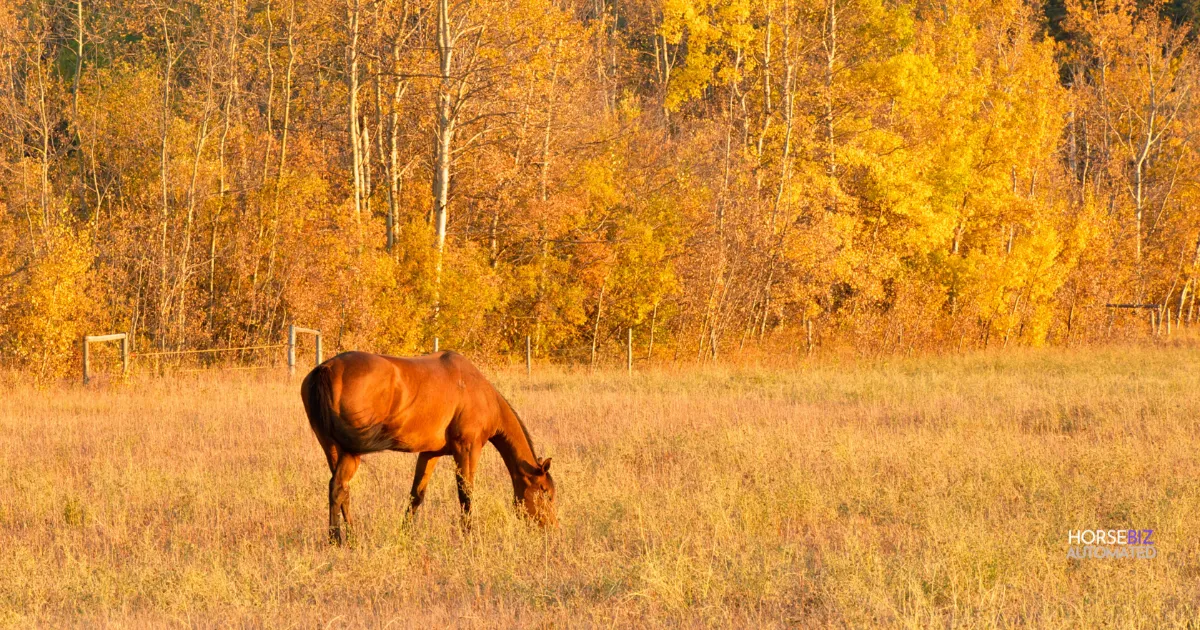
131,344 -> 286,358
81,324 -> 653,385
81,325 -> 320,384
178,365 -> 276,373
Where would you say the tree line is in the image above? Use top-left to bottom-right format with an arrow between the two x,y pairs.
1,0 -> 1198,377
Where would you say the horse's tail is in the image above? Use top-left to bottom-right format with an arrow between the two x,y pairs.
301,363 -> 337,444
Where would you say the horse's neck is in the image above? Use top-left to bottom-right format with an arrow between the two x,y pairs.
491,396 -> 538,480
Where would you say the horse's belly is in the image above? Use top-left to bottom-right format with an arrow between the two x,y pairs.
385,420 -> 450,453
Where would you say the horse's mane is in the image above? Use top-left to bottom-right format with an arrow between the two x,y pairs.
497,391 -> 539,462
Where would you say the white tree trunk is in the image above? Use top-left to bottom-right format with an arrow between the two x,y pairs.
432,0 -> 455,312
347,0 -> 362,225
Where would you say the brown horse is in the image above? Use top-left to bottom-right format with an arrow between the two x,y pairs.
300,350 -> 556,542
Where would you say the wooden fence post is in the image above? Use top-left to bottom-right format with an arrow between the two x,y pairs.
82,337 -> 90,385
288,326 -> 321,375
288,325 -> 297,377
82,333 -> 129,385
627,327 -> 633,374
526,335 -> 532,377
434,337 -> 439,353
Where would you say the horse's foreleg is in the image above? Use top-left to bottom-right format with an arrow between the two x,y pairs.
452,441 -> 481,522
329,452 -> 361,544
405,452 -> 440,519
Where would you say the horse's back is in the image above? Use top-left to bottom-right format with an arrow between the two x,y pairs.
303,350 -> 493,454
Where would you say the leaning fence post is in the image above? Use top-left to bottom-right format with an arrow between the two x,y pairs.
121,335 -> 129,377
288,325 -> 297,377
627,327 -> 633,374
82,337 -> 91,385
526,335 -> 532,377
315,332 -> 322,365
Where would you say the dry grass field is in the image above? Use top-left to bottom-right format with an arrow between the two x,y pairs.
2,347 -> 1199,627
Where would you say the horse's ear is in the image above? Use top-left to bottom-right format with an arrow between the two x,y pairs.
540,457 -> 552,473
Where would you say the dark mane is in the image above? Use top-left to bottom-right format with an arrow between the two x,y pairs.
497,392 -> 538,461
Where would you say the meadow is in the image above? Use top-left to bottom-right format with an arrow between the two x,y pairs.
1,346 -> 1198,627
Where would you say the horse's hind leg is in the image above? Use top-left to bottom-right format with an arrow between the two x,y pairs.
329,452 -> 360,544
316,433 -> 339,472
405,452 -> 440,520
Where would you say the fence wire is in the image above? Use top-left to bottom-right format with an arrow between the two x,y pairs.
129,344 -> 287,358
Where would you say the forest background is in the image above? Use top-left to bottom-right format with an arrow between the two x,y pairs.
2,0 -> 1199,378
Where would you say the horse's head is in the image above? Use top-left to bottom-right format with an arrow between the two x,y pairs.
518,457 -> 557,527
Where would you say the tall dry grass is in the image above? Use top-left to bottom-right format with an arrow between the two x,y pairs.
1,347 -> 1198,627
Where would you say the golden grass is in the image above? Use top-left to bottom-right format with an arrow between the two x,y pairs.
2,347 -> 1199,627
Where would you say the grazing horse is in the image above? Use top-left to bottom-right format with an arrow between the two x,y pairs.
300,350 -> 556,543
